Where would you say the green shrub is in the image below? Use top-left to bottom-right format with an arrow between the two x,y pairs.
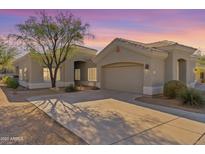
179,88 -> 204,106
65,84 -> 77,92
92,86 -> 100,90
2,76 -> 10,84
6,77 -> 19,89
163,80 -> 187,98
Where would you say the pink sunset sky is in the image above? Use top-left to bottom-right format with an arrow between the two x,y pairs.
0,9 -> 205,51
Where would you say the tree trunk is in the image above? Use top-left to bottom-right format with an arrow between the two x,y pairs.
49,66 -> 59,88
51,78 -> 56,88
49,67 -> 56,88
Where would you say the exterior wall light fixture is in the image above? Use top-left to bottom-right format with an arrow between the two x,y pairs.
145,64 -> 149,70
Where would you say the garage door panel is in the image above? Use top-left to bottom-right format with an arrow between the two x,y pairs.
102,64 -> 143,93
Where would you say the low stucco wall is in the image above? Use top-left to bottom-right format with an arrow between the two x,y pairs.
19,80 -> 74,89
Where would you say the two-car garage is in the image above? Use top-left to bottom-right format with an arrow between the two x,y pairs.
102,62 -> 144,94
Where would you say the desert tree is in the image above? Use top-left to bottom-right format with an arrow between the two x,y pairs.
0,38 -> 17,73
10,11 -> 92,88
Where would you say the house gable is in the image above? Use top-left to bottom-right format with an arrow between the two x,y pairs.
94,38 -> 168,64
96,44 -> 150,66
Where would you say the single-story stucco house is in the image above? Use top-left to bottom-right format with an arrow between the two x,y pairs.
13,45 -> 97,89
13,38 -> 198,95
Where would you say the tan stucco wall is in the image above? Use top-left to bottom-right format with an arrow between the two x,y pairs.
94,40 -> 197,94
29,50 -> 96,84
188,58 -> 196,83
61,59 -> 74,83
96,45 -> 151,88
150,57 -> 165,86
171,48 -> 196,84
29,60 -> 65,83
95,43 -> 166,93
164,52 -> 174,81
158,45 -> 196,85
29,58 -> 44,83
13,54 -> 31,82
14,41 -> 196,92
13,47 -> 97,88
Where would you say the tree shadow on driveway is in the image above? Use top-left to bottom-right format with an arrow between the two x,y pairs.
28,94 -> 197,145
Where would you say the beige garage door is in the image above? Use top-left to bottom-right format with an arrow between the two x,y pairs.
102,63 -> 144,93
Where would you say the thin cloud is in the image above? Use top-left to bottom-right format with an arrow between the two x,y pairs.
1,9 -> 205,51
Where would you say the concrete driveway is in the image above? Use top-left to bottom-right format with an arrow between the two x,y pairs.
28,90 -> 205,145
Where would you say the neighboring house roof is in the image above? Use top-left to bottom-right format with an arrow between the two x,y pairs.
193,49 -> 205,57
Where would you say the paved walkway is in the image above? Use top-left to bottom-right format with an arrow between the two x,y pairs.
28,90 -> 205,145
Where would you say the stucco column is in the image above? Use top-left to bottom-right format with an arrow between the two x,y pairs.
172,54 -> 178,80
143,57 -> 166,95
64,60 -> 74,85
96,64 -> 101,88
186,60 -> 190,84
143,62 -> 153,95
187,58 -> 196,85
